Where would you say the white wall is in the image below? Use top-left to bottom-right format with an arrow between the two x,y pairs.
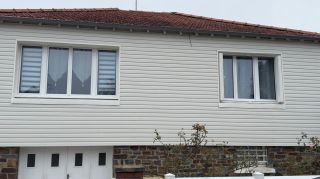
0,24 -> 319,146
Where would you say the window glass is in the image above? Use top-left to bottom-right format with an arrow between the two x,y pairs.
27,154 -> 36,167
98,153 -> 106,166
47,48 -> 69,94
258,57 -> 276,99
72,49 -> 92,94
51,153 -> 60,167
237,57 -> 254,99
98,51 -> 116,95
223,56 -> 234,98
20,47 -> 42,93
75,153 -> 83,166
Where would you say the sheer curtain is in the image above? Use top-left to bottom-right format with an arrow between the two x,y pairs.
258,57 -> 276,99
237,57 -> 254,99
72,49 -> 92,94
47,48 -> 68,94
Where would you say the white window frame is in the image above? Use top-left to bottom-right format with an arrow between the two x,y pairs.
219,52 -> 284,107
12,41 -> 120,105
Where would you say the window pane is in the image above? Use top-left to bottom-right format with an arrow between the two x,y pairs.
47,48 -> 69,94
75,153 -> 83,166
259,57 -> 276,99
27,154 -> 36,167
98,153 -> 106,166
98,51 -> 116,95
72,49 -> 92,94
223,56 -> 234,98
237,57 -> 254,99
51,153 -> 60,167
20,47 -> 42,93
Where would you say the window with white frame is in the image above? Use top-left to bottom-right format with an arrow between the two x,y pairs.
17,45 -> 118,99
219,53 -> 283,103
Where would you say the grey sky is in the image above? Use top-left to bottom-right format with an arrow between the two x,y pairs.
2,0 -> 320,32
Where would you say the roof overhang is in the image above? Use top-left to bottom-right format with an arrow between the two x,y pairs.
0,16 -> 319,43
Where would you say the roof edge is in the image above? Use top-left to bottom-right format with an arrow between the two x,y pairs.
1,16 -> 319,43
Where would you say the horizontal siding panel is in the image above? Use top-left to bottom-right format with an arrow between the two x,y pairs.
0,25 -> 319,146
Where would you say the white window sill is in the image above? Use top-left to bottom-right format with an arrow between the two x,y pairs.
219,101 -> 285,109
11,97 -> 120,106
234,166 -> 276,174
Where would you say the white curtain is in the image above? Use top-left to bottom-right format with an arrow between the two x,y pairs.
48,48 -> 68,86
237,57 -> 254,99
72,49 -> 92,87
258,58 -> 276,99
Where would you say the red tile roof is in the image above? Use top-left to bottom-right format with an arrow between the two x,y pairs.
0,8 -> 319,41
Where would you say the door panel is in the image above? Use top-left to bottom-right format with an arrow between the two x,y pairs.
66,147 -> 91,179
18,148 -> 46,179
90,147 -> 113,179
43,147 -> 67,179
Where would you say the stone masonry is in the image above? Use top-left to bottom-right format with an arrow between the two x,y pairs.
113,146 -> 320,177
0,148 -> 19,179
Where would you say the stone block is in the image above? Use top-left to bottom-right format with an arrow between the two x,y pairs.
125,159 -> 134,165
7,174 -> 16,179
114,154 -> 127,159
8,149 -> 18,155
2,168 -> 16,174
0,149 -> 9,155
6,160 -> 17,168
0,174 -> 6,179
0,155 -> 16,160
0,159 -> 6,163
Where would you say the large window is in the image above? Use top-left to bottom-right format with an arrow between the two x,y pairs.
17,45 -> 118,99
220,53 -> 283,103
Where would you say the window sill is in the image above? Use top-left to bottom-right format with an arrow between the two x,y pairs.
11,96 -> 120,106
219,101 -> 285,109
234,166 -> 276,174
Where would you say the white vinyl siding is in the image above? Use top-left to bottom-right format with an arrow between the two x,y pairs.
0,24 -> 318,146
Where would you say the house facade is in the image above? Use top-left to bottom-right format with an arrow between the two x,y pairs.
0,8 -> 319,179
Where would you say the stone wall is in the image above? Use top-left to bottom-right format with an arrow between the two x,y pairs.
0,148 -> 19,179
113,146 -> 320,177
268,146 -> 320,175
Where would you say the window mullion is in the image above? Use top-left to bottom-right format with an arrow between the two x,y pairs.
40,46 -> 48,95
67,48 -> 73,95
91,49 -> 98,96
232,56 -> 238,100
253,57 -> 260,100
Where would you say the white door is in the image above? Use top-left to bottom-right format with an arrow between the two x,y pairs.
43,147 -> 68,179
18,147 -> 113,179
66,147 -> 91,179
19,148 -> 46,179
